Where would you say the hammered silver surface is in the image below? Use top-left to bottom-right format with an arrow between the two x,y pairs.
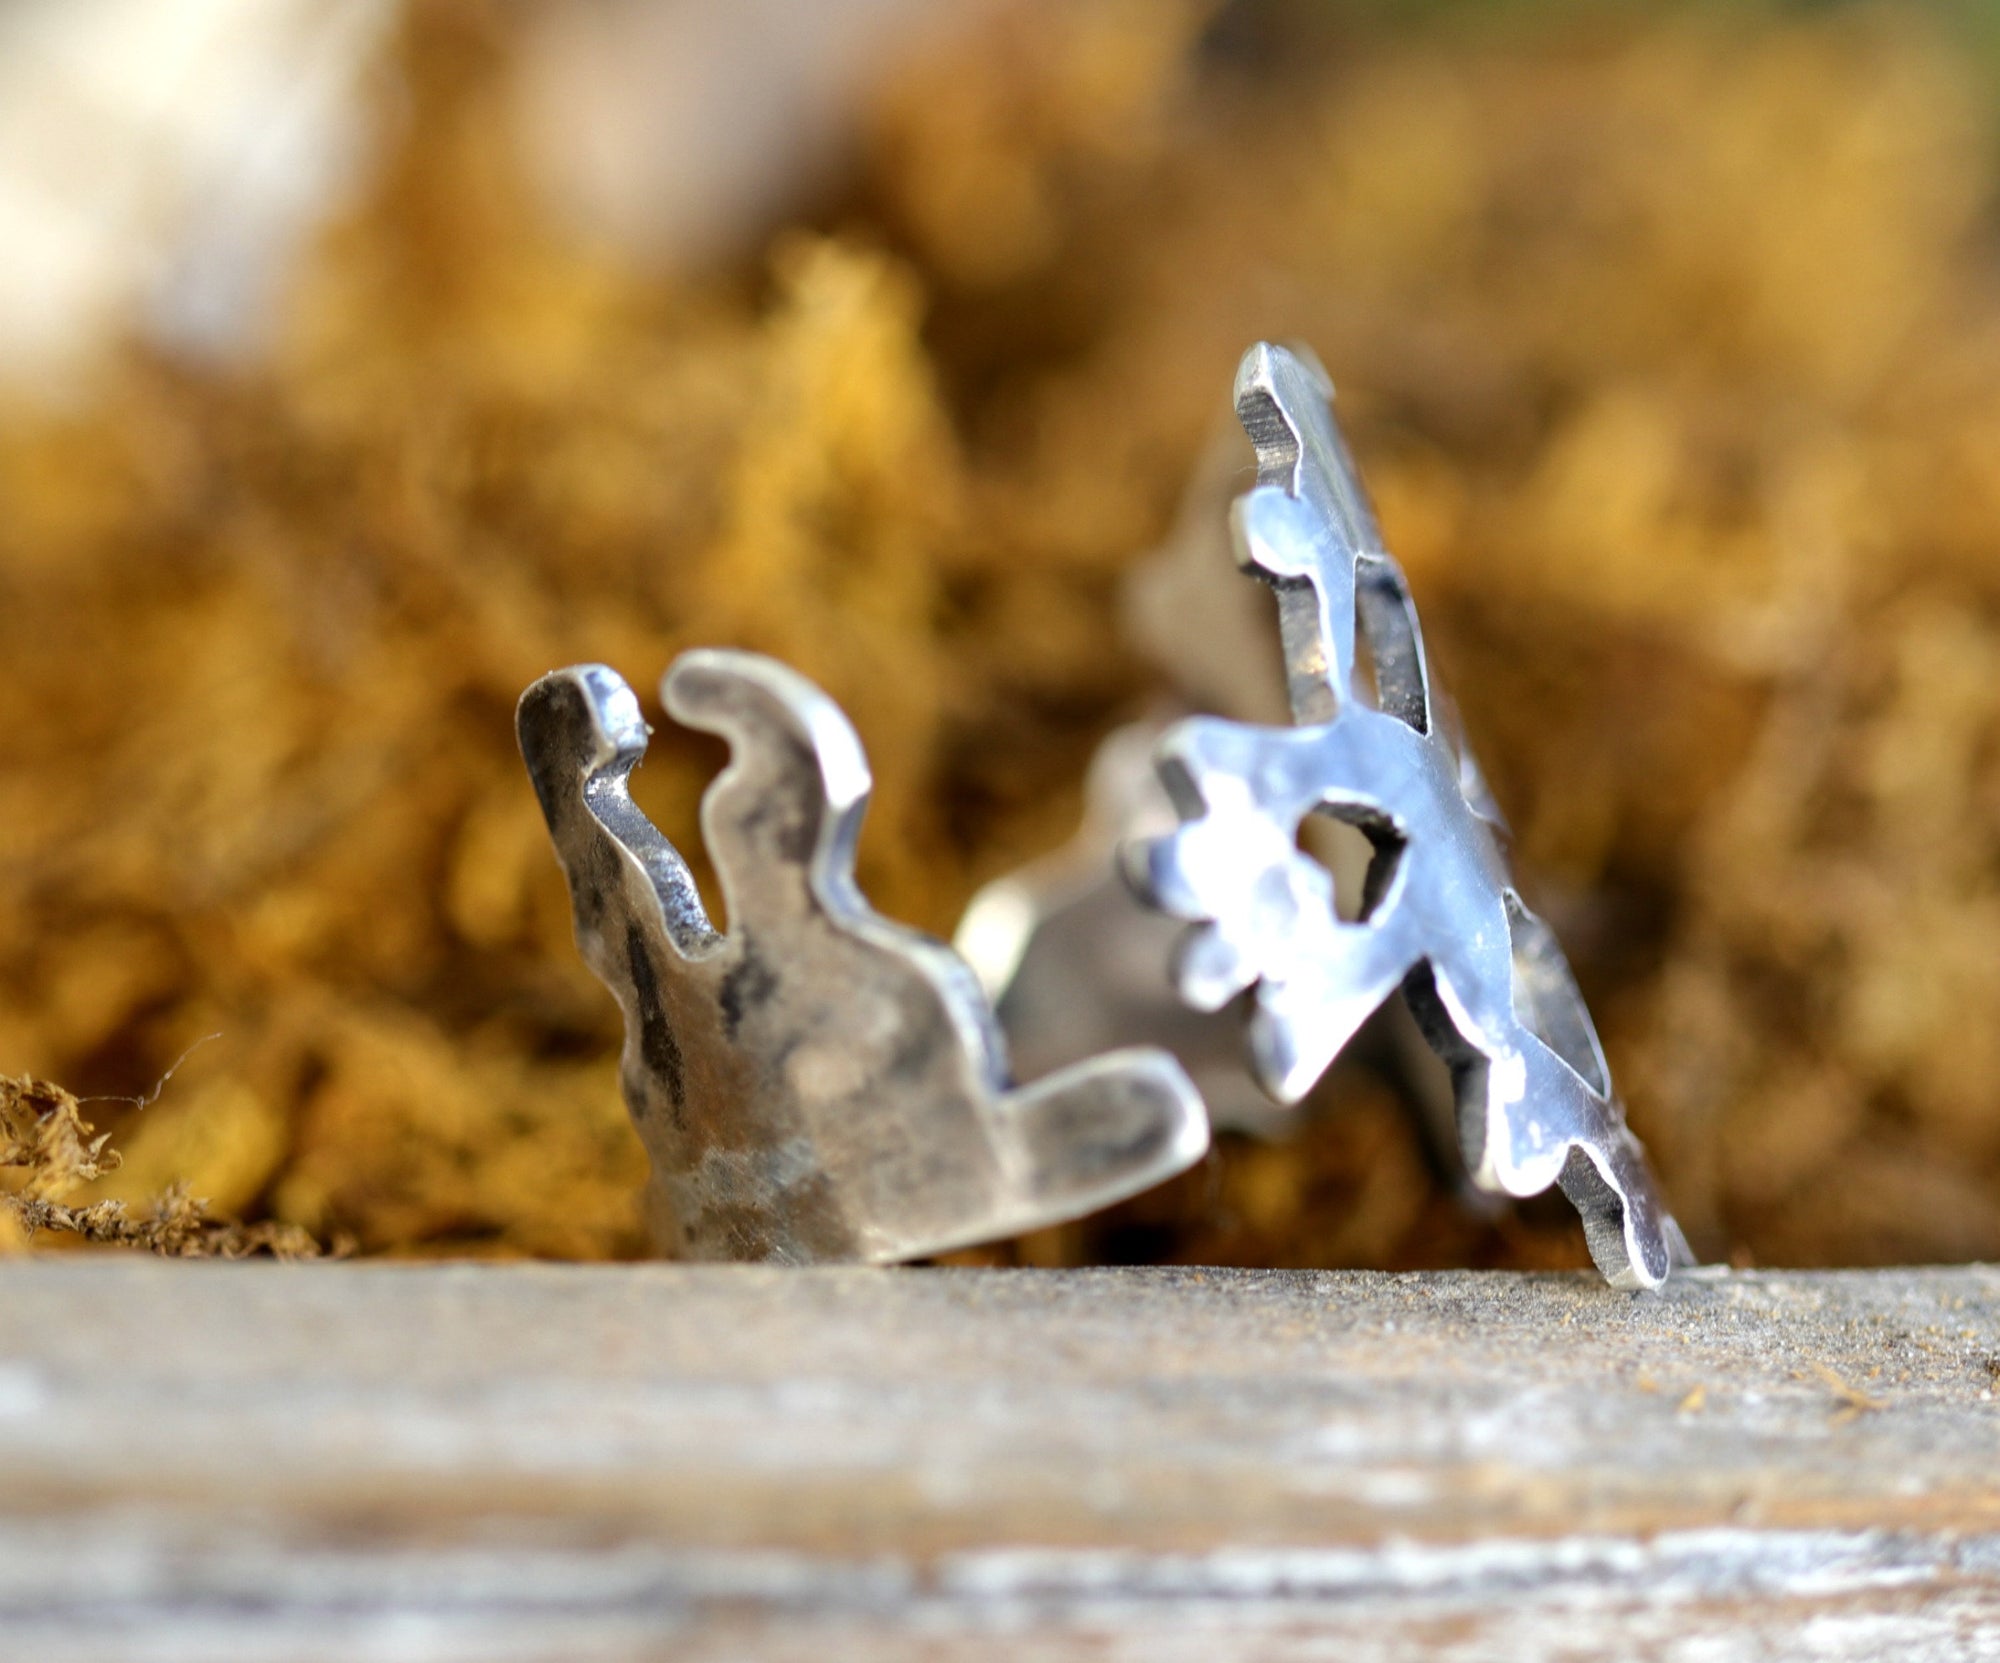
518,649 -> 1209,1263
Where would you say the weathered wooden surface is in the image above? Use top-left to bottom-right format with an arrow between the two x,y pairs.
4,1262 -> 2000,1660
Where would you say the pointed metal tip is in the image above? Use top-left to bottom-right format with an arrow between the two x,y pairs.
1234,340 -> 1335,410
1232,340 -> 1283,407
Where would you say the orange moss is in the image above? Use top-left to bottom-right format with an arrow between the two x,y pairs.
2,2 -> 1998,1267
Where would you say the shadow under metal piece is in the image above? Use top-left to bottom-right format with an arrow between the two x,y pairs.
518,649 -> 1211,1264
1124,342 -> 1691,1290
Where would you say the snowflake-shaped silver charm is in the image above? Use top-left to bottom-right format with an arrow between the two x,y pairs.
1125,343 -> 1689,1288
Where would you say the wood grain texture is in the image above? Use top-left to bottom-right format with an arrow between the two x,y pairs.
4,1261 -> 2000,1660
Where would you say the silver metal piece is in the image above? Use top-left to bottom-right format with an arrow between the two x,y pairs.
518,649 -> 1211,1264
1124,342 -> 1690,1290
961,419 -> 1469,1177
957,408 -> 1300,1137
957,716 -> 1489,1203
956,718 -> 1296,1138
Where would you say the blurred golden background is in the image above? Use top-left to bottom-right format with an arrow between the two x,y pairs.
4,0 -> 2000,1269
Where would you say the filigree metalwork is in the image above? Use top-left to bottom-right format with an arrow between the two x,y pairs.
519,649 -> 1210,1264
1125,343 -> 1688,1288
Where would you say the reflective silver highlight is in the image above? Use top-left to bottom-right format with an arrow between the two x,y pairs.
1125,343 -> 1688,1289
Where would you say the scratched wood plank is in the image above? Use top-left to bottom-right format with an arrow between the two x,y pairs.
3,1261 -> 2000,1661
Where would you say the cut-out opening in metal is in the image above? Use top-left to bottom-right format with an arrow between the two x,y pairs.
1296,807 -> 1405,925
